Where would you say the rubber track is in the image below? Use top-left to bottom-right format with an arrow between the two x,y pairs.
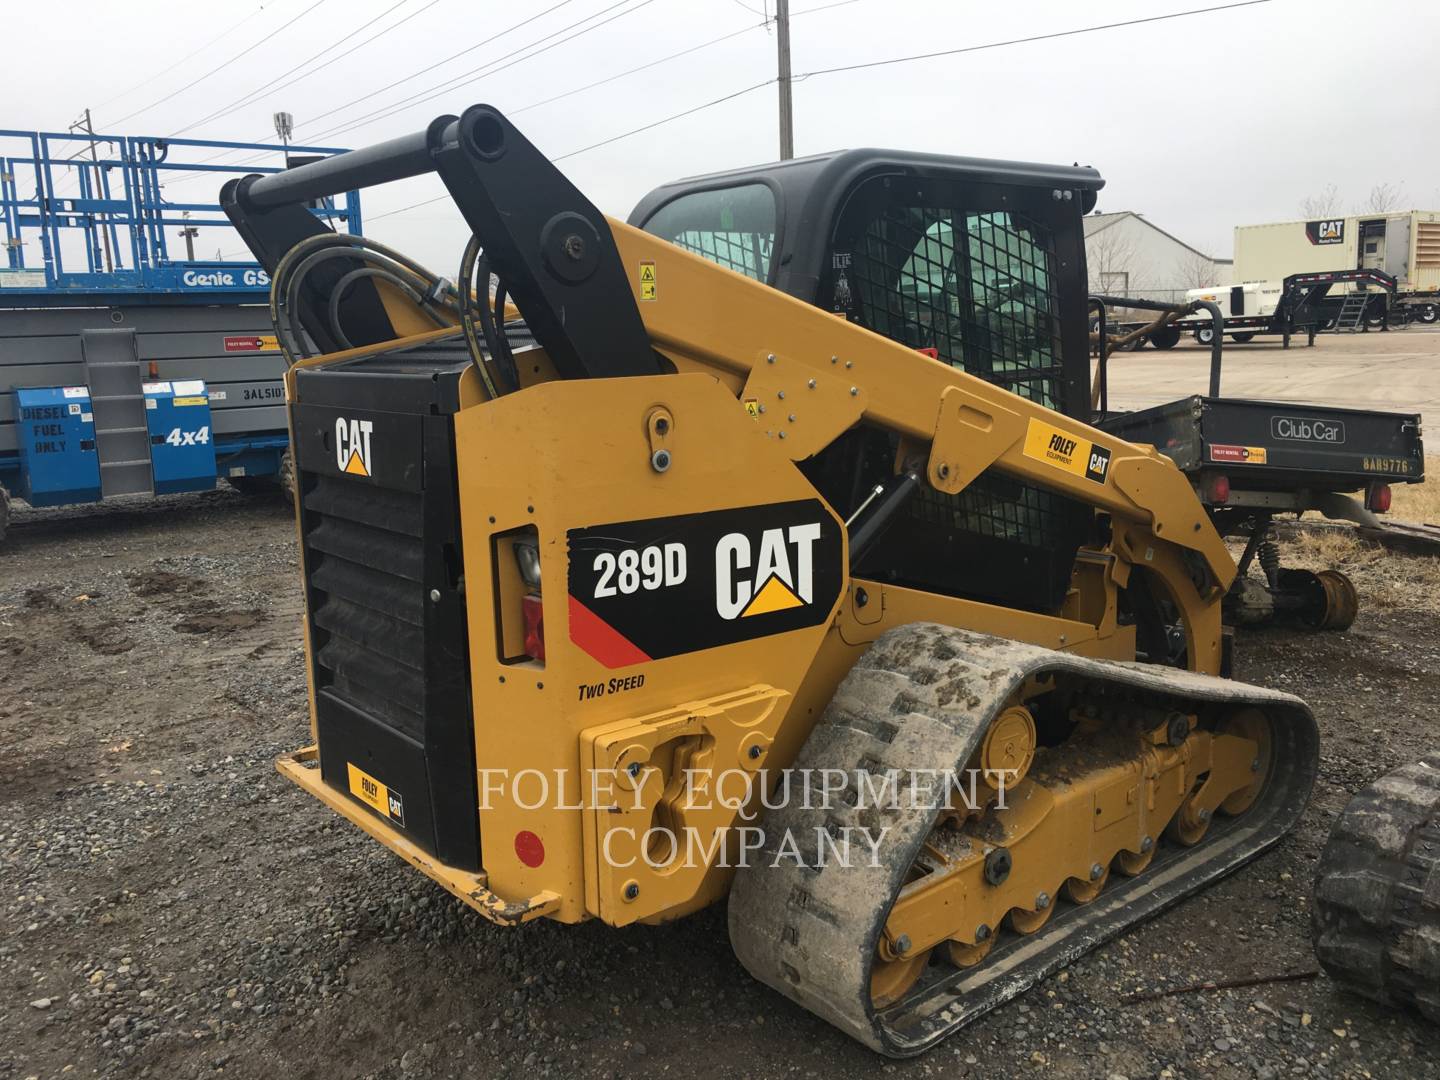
1312,758 -> 1440,1020
727,623 -> 1318,1056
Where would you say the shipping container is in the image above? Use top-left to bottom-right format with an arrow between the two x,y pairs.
1232,212 -> 1440,321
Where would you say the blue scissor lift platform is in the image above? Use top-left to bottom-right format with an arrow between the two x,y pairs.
0,125 -> 359,538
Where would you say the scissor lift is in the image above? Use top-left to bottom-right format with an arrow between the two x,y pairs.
0,124 -> 359,538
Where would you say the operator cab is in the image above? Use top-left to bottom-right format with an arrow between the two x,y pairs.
630,151 -> 1108,617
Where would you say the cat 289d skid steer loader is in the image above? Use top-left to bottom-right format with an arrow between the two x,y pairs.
223,105 -> 1317,1057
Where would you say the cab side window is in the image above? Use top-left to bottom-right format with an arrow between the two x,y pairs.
641,183 -> 777,283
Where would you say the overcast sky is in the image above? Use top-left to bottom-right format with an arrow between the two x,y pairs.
7,0 -> 1439,270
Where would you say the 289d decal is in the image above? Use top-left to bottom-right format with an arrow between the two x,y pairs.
567,500 -> 843,668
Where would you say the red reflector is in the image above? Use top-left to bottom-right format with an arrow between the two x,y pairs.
514,830 -> 545,868
1206,474 -> 1230,504
1367,483 -> 1392,513
522,594 -> 545,661
916,347 -> 939,360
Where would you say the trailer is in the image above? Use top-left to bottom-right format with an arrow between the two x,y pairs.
0,125 -> 357,540
1180,268 -> 1402,346
1103,269 -> 1402,350
1232,211 -> 1440,324
1092,295 -> 1423,631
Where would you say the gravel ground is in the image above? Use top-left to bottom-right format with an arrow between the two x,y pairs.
3,489 -> 1440,1079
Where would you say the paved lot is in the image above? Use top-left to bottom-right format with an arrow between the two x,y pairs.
1106,325 -> 1440,415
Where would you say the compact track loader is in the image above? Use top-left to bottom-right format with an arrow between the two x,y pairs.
223,105 -> 1318,1056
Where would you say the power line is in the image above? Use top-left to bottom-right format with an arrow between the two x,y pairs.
107,0 -> 332,128
367,80 -> 774,223
305,0 -> 653,144
792,0 -> 1272,80
156,0 -> 634,187
172,0 -> 584,177
295,0 -> 583,136
92,1 -> 283,112
556,80 -> 773,161
362,0 -> 1264,226
169,0 -> 851,185
508,21 -> 760,118
167,0 -> 424,137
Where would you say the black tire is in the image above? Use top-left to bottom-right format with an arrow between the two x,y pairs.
225,449 -> 295,505
278,447 -> 296,505
1150,326 -> 1181,350
1417,304 -> 1438,325
1313,759 -> 1440,1021
1194,326 -> 1216,346
1230,332 -> 1256,343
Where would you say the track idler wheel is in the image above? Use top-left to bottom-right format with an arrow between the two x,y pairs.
1313,759 -> 1440,1022
870,944 -> 933,1008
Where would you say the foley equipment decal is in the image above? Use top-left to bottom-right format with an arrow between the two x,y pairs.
346,762 -> 405,826
1022,418 -> 1112,485
567,499 -> 843,668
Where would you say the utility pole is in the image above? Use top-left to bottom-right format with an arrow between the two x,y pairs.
273,111 -> 294,165
776,0 -> 793,160
179,210 -> 198,262
74,108 -> 114,274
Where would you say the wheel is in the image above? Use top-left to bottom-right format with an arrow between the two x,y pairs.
1277,568 -> 1358,631
1150,326 -> 1181,350
1313,759 -> 1440,1022
1230,332 -> 1256,343
278,447 -> 296,504
226,449 -> 296,505
1194,326 -> 1216,346
1417,304 -> 1438,325
1114,843 -> 1155,876
870,946 -> 932,1008
1062,864 -> 1110,904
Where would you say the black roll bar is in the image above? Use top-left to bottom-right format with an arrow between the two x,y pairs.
1091,294 -> 1225,399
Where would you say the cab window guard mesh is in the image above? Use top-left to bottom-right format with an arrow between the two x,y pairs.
850,206 -> 1063,409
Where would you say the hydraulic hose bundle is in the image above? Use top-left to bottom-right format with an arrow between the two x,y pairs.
268,230 -> 520,401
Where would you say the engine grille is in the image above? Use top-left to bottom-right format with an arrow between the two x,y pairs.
290,348 -> 479,870
304,475 -> 427,739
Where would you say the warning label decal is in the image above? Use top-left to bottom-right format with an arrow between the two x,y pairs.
638,261 -> 656,301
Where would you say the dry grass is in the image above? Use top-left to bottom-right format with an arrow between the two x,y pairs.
1389,455 -> 1440,526
1279,525 -> 1440,614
